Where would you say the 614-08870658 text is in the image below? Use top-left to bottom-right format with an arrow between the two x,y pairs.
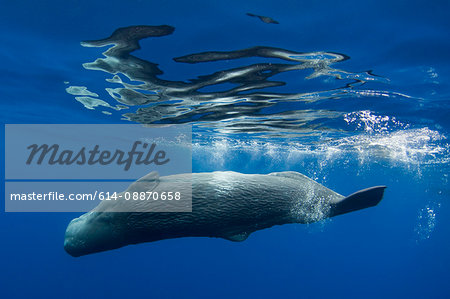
100,191 -> 181,201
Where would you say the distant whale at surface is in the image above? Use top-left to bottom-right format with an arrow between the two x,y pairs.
246,13 -> 280,24
64,171 -> 385,257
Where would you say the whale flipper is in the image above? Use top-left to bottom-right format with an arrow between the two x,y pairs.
224,232 -> 250,242
330,186 -> 386,217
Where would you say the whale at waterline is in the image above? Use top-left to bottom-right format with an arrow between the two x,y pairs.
64,171 -> 385,257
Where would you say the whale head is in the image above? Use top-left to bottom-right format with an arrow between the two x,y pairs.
64,211 -> 126,257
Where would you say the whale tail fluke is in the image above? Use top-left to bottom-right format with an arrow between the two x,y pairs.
330,186 -> 386,217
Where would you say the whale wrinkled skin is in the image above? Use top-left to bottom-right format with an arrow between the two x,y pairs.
64,171 -> 385,257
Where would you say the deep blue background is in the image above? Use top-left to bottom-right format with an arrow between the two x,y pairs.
1,1 -> 449,298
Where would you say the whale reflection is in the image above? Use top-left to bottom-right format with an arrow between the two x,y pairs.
67,25 -> 389,137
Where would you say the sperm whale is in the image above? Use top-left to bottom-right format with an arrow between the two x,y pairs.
64,171 -> 385,257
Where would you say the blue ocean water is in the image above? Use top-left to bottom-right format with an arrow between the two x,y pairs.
1,0 -> 449,298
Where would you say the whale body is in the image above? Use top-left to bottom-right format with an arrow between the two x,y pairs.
64,171 -> 385,257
